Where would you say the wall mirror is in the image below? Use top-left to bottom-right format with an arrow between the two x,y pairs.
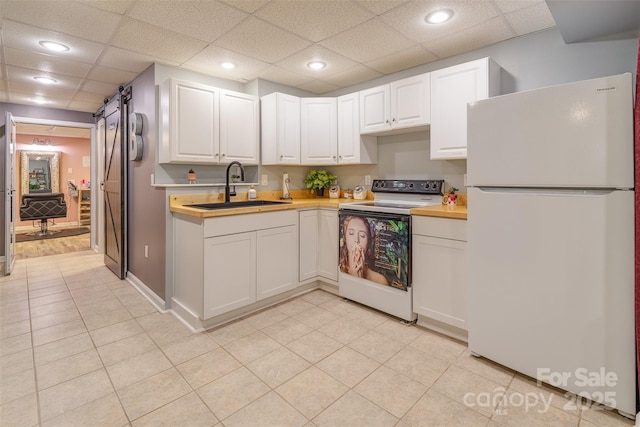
21,150 -> 61,194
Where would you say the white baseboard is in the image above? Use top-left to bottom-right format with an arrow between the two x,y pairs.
125,272 -> 168,314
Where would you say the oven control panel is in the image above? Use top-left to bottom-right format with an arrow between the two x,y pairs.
371,179 -> 443,194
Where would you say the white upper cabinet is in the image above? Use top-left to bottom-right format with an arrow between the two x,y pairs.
301,97 -> 337,165
430,57 -> 500,160
220,90 -> 259,164
261,92 -> 301,165
337,93 -> 377,164
360,73 -> 430,135
159,79 -> 259,165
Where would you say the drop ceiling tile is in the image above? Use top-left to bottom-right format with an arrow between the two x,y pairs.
81,79 -> 121,96
2,20 -> 106,64
494,0 -> 545,14
365,44 -> 438,74
1,0 -> 122,44
255,1 -> 374,43
68,99 -> 102,113
77,0 -> 137,15
9,91 -> 69,109
251,65 -> 312,87
505,2 -> 556,36
110,18 -> 208,63
6,65 -> 83,89
320,64 -> 383,88
128,0 -> 248,43
320,18 -> 414,63
296,79 -> 340,94
98,47 -> 164,73
214,16 -> 312,63
183,45 -> 270,81
426,17 -> 514,58
86,66 -> 138,85
274,45 -> 359,80
380,0 -> 499,43
357,0 -> 409,15
220,0 -> 271,14
9,81 -> 78,99
4,47 -> 93,78
73,90 -> 110,104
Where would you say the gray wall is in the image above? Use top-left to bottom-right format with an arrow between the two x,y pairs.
0,103 -> 94,258
126,65 -> 168,300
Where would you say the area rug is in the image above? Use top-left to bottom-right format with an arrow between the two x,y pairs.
16,227 -> 90,242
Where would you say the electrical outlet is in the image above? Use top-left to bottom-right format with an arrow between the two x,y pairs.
144,245 -> 149,258
364,175 -> 371,185
261,174 -> 268,186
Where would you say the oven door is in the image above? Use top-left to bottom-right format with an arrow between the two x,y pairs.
339,209 -> 411,291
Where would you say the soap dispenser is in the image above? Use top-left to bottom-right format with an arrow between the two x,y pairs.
248,185 -> 257,200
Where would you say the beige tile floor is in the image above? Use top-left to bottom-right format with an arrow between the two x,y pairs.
0,250 -> 635,426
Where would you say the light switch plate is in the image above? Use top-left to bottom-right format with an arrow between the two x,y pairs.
364,175 -> 371,185
261,174 -> 268,186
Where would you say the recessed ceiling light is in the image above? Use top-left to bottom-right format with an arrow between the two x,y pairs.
307,61 -> 326,70
221,62 -> 235,70
39,40 -> 70,52
34,76 -> 57,85
425,9 -> 454,24
30,98 -> 50,105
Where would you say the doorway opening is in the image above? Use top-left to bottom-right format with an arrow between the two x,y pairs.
8,117 -> 102,262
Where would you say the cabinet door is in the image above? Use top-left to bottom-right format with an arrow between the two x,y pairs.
166,79 -> 220,164
299,210 -> 319,281
360,84 -> 390,134
220,90 -> 259,164
317,209 -> 338,281
430,58 -> 489,160
203,232 -> 256,318
412,234 -> 467,330
337,93 -> 377,164
277,93 -> 301,164
301,98 -> 337,165
257,225 -> 298,300
390,73 -> 430,129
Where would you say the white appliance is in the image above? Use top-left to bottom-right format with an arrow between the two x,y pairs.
339,179 -> 443,321
467,73 -> 636,417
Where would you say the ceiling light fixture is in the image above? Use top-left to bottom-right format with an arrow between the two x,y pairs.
32,138 -> 52,146
221,62 -> 235,70
307,61 -> 326,70
30,98 -> 50,105
34,76 -> 57,85
425,9 -> 454,24
39,40 -> 70,52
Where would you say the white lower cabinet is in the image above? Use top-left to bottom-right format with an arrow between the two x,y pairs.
412,216 -> 467,339
204,232 -> 256,319
257,225 -> 298,299
298,209 -> 338,283
173,210 -> 298,321
318,209 -> 338,281
299,210 -> 319,281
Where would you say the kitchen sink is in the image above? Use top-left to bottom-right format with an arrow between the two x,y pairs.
187,200 -> 292,210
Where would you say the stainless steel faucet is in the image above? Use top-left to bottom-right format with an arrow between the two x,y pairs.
225,161 -> 245,203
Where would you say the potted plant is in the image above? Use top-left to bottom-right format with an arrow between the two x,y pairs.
304,169 -> 336,197
187,168 -> 197,184
443,186 -> 458,206
231,174 -> 240,183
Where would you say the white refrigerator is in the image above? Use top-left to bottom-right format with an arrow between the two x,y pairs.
467,73 -> 636,417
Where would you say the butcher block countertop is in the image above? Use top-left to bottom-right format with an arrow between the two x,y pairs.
170,190 -> 467,220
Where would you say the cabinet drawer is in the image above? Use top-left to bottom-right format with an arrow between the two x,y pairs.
204,210 -> 297,238
413,216 -> 467,241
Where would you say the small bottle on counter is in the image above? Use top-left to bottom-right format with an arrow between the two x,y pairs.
248,185 -> 257,200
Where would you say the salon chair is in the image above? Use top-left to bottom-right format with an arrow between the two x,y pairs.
19,193 -> 67,236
